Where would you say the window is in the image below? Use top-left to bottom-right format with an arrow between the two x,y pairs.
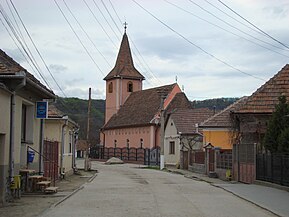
21,104 -> 27,142
169,141 -> 175,155
108,82 -> 113,93
127,81 -> 133,92
114,140 -> 117,148
21,103 -> 34,143
126,139 -> 130,149
140,138 -> 143,149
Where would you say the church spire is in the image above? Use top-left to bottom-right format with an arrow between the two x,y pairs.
103,30 -> 144,81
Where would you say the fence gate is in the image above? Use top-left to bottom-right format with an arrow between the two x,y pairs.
236,143 -> 256,183
43,140 -> 59,182
208,149 -> 215,172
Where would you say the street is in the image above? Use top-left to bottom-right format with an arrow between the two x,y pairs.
41,162 -> 275,217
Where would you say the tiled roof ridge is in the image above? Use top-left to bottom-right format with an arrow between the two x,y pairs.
200,97 -> 247,127
131,83 -> 177,94
0,49 -> 24,72
236,64 -> 289,113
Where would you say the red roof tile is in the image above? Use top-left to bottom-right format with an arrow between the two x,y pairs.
102,84 -> 191,129
200,97 -> 248,128
0,49 -> 54,96
104,33 -> 144,81
170,108 -> 214,134
236,65 -> 289,114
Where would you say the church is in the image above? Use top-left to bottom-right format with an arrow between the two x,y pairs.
100,30 -> 191,149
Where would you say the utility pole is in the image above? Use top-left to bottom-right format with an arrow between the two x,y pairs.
84,88 -> 91,171
160,92 -> 166,170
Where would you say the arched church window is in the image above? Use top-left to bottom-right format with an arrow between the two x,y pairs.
140,138 -> 143,149
127,81 -> 133,92
108,82 -> 113,93
114,140 -> 117,148
126,139 -> 130,149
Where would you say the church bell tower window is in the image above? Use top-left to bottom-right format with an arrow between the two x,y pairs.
127,82 -> 133,92
108,82 -> 113,93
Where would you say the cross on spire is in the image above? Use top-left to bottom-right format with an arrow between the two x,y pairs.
123,22 -> 128,33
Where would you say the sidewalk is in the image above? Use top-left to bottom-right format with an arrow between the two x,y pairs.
167,168 -> 289,217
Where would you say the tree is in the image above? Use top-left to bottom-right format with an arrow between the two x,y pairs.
262,95 -> 289,153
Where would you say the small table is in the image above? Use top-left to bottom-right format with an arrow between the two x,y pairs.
19,169 -> 35,192
36,181 -> 51,192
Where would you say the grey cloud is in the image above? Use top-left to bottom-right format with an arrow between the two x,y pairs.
49,64 -> 67,74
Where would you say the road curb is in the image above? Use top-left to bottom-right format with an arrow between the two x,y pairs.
212,184 -> 282,217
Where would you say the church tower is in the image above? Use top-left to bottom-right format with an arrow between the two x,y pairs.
104,28 -> 145,123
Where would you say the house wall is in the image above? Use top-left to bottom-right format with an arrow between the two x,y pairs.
104,125 -> 158,149
0,89 -> 11,205
203,129 -> 233,149
0,90 -> 43,204
105,78 -> 142,123
164,119 -> 180,167
45,119 -> 75,176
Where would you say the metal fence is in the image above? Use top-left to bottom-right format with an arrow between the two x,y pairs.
216,150 -> 232,170
256,153 -> 289,187
90,146 -> 160,166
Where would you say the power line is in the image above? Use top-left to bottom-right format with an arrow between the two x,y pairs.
164,0 -> 289,59
132,0 -> 266,81
62,0 -> 112,68
217,0 -> 289,50
9,0 -> 67,97
53,0 -> 105,77
188,0 -> 288,52
0,3 -> 52,89
82,0 -> 118,49
92,0 -> 120,42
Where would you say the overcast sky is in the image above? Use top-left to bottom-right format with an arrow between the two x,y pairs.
0,0 -> 288,100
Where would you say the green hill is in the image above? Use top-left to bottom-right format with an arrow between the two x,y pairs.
53,97 -> 105,145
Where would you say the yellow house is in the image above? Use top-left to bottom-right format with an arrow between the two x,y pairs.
0,49 -> 55,204
45,104 -> 79,178
200,97 -> 247,149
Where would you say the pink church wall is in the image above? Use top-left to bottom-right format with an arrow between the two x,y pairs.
104,125 -> 158,149
164,84 -> 182,109
120,79 -> 142,106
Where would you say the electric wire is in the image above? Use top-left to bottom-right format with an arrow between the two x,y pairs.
62,0 -> 112,68
0,3 -> 52,89
188,0 -> 288,52
133,0 -> 266,81
82,0 -> 118,49
9,0 -> 67,97
217,0 -> 289,50
53,0 -> 105,77
164,0 -> 289,59
92,0 -> 120,42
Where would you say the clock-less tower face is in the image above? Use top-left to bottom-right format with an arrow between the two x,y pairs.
104,32 -> 144,123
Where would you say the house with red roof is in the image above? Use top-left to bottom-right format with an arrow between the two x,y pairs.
233,64 -> 289,184
100,31 -> 191,155
164,108 -> 214,169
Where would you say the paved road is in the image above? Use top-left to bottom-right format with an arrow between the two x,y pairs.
41,162 -> 276,217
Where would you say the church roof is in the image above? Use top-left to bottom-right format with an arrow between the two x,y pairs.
102,83 -> 191,129
169,108 -> 214,134
235,64 -> 289,114
104,33 -> 144,81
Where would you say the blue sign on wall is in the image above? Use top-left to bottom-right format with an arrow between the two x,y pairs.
36,101 -> 48,119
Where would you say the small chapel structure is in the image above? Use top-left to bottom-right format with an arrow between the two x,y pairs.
100,29 -> 191,149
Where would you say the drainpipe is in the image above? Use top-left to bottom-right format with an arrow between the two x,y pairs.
72,128 -> 79,171
60,117 -> 68,178
7,73 -> 26,186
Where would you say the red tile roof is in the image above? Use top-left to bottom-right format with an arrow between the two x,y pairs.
236,64 -> 289,114
0,49 -> 54,96
48,104 -> 64,118
102,83 -> 191,129
170,108 -> 214,134
104,33 -> 144,81
200,97 -> 248,128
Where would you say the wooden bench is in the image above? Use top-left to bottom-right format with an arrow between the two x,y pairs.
44,186 -> 58,194
36,181 -> 51,192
